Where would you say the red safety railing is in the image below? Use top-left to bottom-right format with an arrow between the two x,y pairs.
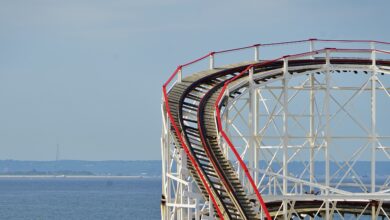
162,39 -> 390,220
162,86 -> 225,219
214,46 -> 390,219
214,59 -> 280,220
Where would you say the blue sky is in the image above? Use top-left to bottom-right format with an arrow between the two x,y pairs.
0,0 -> 389,160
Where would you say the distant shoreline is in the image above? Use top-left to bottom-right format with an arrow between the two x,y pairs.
0,175 -> 160,179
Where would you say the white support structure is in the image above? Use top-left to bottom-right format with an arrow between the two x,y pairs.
209,53 -> 215,70
161,98 -> 211,220
309,39 -> 315,59
324,49 -> 331,220
282,58 -> 289,220
249,67 -> 258,193
255,45 -> 260,61
309,72 -> 315,196
221,59 -> 390,219
162,40 -> 390,220
371,42 -> 378,219
177,68 -> 182,83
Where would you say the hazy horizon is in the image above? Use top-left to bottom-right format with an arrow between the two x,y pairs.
1,0 -> 390,160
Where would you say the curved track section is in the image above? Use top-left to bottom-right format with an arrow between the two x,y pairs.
167,64 -> 260,219
162,39 -> 390,220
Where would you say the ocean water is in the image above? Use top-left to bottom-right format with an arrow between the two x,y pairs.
0,177 -> 161,220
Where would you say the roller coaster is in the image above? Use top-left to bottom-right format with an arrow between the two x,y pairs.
161,39 -> 390,219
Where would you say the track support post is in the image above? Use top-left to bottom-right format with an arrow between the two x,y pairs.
161,96 -> 170,220
209,52 -> 215,70
254,45 -> 260,61
248,67 -> 258,193
282,58 -> 290,220
324,49 -> 331,220
178,67 -> 182,83
309,39 -> 315,59
371,41 -> 378,220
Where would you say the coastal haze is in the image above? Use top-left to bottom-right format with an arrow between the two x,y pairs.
1,0 -> 390,220
0,160 -> 161,176
1,0 -> 390,161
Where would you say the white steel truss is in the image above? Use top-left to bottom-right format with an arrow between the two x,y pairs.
221,63 -> 390,219
161,39 -> 390,220
161,103 -> 214,220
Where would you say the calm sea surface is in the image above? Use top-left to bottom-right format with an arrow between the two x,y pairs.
0,177 -> 161,220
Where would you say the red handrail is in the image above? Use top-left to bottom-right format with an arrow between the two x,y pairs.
214,61 -> 278,220
182,53 -> 212,68
163,66 -> 181,88
260,39 -> 311,47
213,54 -> 311,220
162,86 -> 225,219
215,45 -> 255,54
316,39 -> 390,45
167,39 -> 389,85
376,49 -> 390,55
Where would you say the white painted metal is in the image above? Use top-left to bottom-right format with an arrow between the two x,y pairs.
249,67 -> 256,194
162,40 -> 390,220
209,53 -> 214,70
161,99 -> 211,220
255,45 -> 260,61
177,68 -> 182,83
371,42 -> 378,219
282,58 -> 289,220
221,57 -> 390,219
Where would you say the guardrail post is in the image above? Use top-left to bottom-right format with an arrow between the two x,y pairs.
254,44 -> 260,61
178,67 -> 182,83
222,99 -> 229,158
225,85 -> 230,100
371,42 -> 376,66
325,49 -> 330,66
248,66 -> 258,192
209,52 -> 215,70
370,41 -> 377,220
249,66 -> 254,83
282,58 -> 289,220
309,39 -> 315,59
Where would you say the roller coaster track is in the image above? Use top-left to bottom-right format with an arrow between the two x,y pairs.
162,39 -> 390,219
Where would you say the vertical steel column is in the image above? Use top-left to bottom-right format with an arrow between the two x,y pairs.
178,67 -> 182,83
187,183 -> 192,220
309,73 -> 315,194
248,67 -> 258,193
309,39 -> 316,196
254,45 -> 260,61
371,43 -> 377,220
282,58 -> 289,219
178,149 -> 185,219
161,103 -> 166,220
254,88 -> 259,189
180,149 -> 188,220
209,52 -> 215,70
223,103 -> 230,157
194,197 -> 199,220
252,68 -> 265,208
324,50 -> 331,219
209,196 -> 214,217
309,39 -> 315,59
161,99 -> 170,220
